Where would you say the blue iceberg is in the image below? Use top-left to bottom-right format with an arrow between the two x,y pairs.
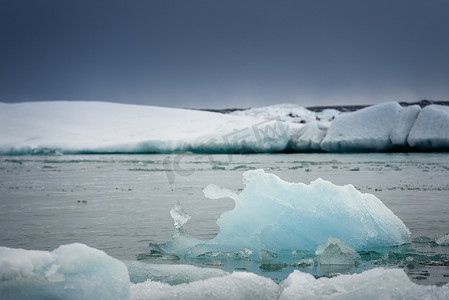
157,169 -> 411,257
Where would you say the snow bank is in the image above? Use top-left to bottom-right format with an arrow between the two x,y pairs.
129,267 -> 449,300
279,268 -> 449,299
0,243 -> 129,299
321,102 -> 421,152
158,169 -> 410,257
131,272 -> 280,300
408,105 -> 449,150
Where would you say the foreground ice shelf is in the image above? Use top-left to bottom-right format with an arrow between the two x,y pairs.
1,243 -> 449,299
0,243 -> 130,299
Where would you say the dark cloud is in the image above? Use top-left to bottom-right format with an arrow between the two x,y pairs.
1,0 -> 448,108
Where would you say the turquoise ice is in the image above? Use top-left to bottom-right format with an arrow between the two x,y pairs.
160,169 -> 411,256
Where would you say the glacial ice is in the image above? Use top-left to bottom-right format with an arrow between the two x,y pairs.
1,101 -> 449,154
321,102 -> 421,152
408,105 -> 449,150
315,237 -> 360,265
157,169 -> 410,257
0,243 -> 130,299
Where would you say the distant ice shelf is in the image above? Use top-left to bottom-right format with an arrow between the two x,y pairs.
0,101 -> 448,154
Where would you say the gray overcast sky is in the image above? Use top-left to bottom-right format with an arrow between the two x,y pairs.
1,0 -> 448,109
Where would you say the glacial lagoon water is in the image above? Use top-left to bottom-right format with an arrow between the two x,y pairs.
1,153 -> 449,287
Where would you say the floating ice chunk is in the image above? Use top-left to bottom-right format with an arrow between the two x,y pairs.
125,261 -> 229,285
279,268 -> 449,300
130,272 -> 280,300
195,250 -> 254,262
259,263 -> 287,272
436,233 -> 449,246
158,169 -> 410,257
238,248 -> 253,258
297,258 -> 314,267
156,204 -> 205,258
203,184 -> 238,200
412,236 -> 434,243
408,105 -> 449,150
321,102 -> 420,152
315,237 -> 360,265
209,170 -> 410,251
170,201 -> 191,230
0,243 -> 129,299
259,250 -> 275,262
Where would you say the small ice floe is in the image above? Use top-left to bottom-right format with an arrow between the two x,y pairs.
315,237 -> 361,265
297,258 -> 315,267
436,233 -> 449,246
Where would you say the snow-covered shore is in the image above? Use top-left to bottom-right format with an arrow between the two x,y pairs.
0,101 -> 448,154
